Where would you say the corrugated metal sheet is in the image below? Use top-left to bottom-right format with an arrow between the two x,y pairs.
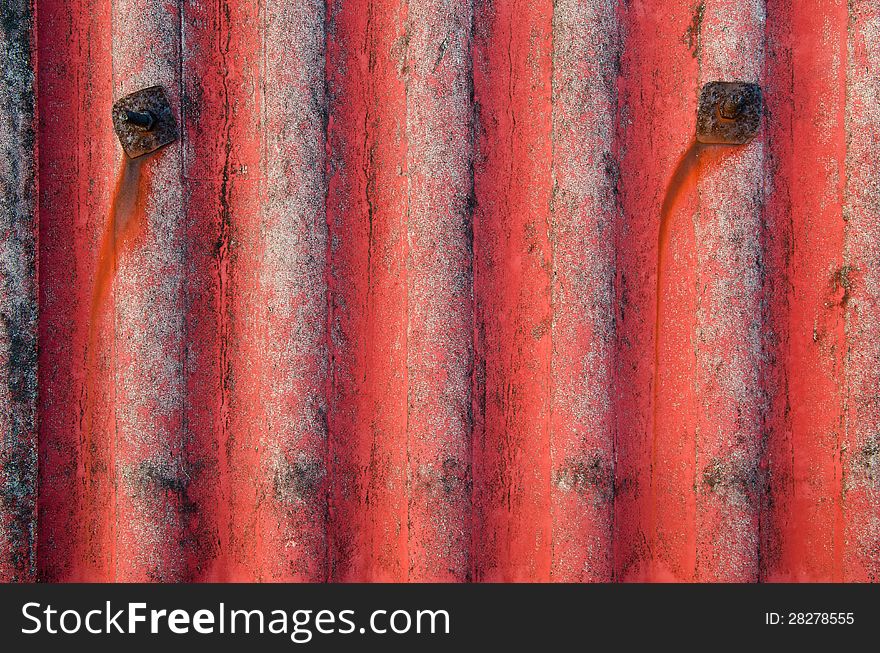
1,0 -> 879,582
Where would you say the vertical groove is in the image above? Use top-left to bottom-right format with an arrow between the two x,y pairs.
180,0 -> 266,581
326,0 -> 410,581
471,0 -> 554,581
762,0 -> 849,582
615,0 -> 701,581
38,0 -> 116,581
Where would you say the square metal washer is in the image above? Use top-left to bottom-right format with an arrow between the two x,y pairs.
112,86 -> 178,158
696,82 -> 762,145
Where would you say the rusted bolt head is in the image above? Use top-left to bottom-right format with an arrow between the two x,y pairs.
124,109 -> 156,131
719,93 -> 745,120
696,81 -> 762,145
112,86 -> 178,158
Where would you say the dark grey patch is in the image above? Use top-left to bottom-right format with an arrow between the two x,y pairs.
682,1 -> 705,58
138,458 -> 198,516
848,434 -> 880,487
0,0 -> 38,581
603,150 -> 622,211
183,75 -> 205,129
554,452 -> 614,503
2,300 -> 37,408
432,34 -> 449,73
831,264 -> 858,309
701,455 -> 760,504
0,448 -> 36,578
439,457 -> 468,496
274,454 -> 325,504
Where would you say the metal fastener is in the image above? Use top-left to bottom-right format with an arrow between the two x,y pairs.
112,86 -> 178,158
719,93 -> 745,120
696,81 -> 762,145
124,109 -> 157,131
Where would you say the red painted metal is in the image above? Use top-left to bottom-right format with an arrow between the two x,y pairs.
548,0 -> 618,582
37,0 -> 116,581
0,0 -> 879,582
471,0 -> 555,582
326,0 -> 411,581
762,0 -> 849,583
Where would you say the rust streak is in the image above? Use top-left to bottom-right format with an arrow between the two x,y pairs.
652,139 -> 729,553
81,154 -> 152,578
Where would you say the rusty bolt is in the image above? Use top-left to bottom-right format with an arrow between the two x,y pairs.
696,81 -> 762,145
112,86 -> 178,158
719,93 -> 745,120
124,109 -> 156,131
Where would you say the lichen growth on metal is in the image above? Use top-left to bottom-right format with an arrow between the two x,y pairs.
0,0 -> 37,582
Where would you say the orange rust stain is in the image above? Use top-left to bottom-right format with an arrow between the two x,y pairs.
650,139 -> 729,574
653,140 -> 700,420
85,155 -> 151,407
90,156 -> 150,328
653,140 -> 733,407
79,155 -> 151,571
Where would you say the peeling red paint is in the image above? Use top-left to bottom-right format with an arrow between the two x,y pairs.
0,0 -> 878,582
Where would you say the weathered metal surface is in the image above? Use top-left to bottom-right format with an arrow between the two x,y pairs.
471,0 -> 555,582
549,0 -> 618,582
0,0 -> 879,582
761,0 -> 850,583
0,0 -> 37,583
38,0 -> 114,582
403,0 -> 474,581
841,0 -> 880,582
